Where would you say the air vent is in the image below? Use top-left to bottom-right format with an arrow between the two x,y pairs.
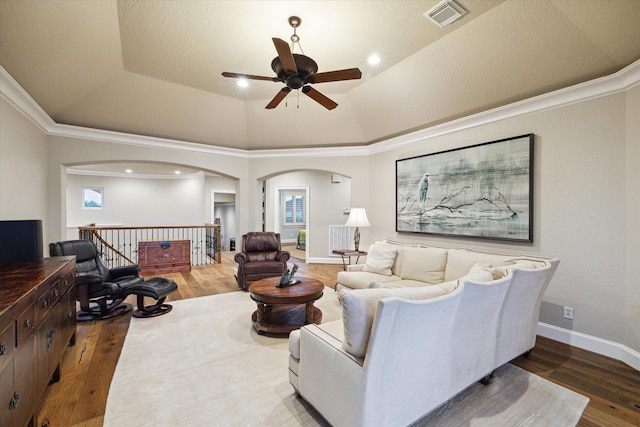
424,0 -> 467,28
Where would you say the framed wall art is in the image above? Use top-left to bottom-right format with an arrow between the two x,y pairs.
396,134 -> 533,242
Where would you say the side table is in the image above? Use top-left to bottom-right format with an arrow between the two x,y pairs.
332,249 -> 367,271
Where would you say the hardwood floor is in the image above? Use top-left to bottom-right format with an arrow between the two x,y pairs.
37,252 -> 639,427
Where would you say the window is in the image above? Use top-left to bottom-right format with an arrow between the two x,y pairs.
82,187 -> 103,209
283,192 -> 305,226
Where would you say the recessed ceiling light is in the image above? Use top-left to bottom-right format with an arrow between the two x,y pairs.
237,78 -> 249,88
367,54 -> 381,65
174,170 -> 181,175
125,169 -> 133,173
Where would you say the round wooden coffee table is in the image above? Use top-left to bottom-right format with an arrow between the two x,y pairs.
248,276 -> 324,336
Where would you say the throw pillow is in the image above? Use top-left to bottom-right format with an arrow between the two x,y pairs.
362,244 -> 397,276
398,247 -> 448,284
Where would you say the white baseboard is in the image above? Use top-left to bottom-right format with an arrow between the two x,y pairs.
537,322 -> 640,371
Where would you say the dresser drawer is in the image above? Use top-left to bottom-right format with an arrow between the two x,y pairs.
16,302 -> 36,346
60,268 -> 75,294
0,322 -> 15,373
36,279 -> 62,322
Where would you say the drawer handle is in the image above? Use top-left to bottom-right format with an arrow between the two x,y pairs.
0,343 -> 6,355
9,391 -> 19,410
42,300 -> 48,308
54,289 -> 59,297
24,319 -> 31,329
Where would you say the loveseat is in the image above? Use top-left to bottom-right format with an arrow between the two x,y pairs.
288,240 -> 559,426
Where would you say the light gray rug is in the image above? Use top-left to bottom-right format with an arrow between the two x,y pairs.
104,289 -> 588,426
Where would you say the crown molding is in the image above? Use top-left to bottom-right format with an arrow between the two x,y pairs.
371,59 -> 640,154
2,60 -> 639,159
66,168 -> 206,180
0,66 -> 56,132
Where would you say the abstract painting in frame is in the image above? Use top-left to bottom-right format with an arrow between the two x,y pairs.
396,134 -> 533,242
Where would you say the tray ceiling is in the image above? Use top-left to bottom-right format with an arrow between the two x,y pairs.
1,0 -> 639,150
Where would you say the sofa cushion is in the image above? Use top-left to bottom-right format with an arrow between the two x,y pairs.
337,270 -> 400,290
512,258 -> 548,269
398,247 -> 448,284
362,244 -> 397,276
444,249 -> 514,282
342,286 -> 451,358
463,266 -> 496,283
378,240 -> 416,274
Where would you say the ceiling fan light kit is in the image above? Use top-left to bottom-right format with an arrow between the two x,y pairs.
222,16 -> 362,110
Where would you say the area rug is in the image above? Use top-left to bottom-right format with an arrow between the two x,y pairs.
104,289 -> 588,426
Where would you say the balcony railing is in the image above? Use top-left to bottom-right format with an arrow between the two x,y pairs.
78,224 -> 222,269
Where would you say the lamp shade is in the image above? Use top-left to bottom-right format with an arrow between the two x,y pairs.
345,208 -> 370,228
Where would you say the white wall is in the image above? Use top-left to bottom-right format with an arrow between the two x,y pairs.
65,172 -> 205,229
625,84 -> 640,353
368,91 -> 637,359
0,98 -> 49,250
44,135 -> 250,243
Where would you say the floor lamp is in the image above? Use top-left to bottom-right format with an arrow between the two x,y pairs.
345,208 -> 370,252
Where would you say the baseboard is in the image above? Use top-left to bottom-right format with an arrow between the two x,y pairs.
537,322 -> 640,371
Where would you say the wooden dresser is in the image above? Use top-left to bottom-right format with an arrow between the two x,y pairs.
0,256 -> 76,427
138,239 -> 191,274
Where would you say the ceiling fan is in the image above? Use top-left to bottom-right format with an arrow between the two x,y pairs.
222,16 -> 362,110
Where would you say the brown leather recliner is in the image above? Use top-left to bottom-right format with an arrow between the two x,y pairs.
234,232 -> 290,290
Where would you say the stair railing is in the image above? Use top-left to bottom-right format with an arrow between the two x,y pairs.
78,224 -> 222,269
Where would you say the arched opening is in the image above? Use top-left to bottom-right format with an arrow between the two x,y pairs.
63,161 -> 239,250
261,169 -> 352,263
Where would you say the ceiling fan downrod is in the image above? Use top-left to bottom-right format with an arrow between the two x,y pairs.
288,16 -> 304,55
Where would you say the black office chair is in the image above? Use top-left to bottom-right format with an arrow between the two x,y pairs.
49,239 -> 144,321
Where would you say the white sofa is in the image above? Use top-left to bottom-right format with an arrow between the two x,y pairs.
288,240 -> 559,427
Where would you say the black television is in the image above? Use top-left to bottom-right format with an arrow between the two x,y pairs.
0,219 -> 43,264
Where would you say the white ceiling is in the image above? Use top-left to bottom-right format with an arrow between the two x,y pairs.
1,0 -> 639,151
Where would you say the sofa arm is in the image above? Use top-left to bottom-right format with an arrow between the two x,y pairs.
296,323 -> 368,427
275,250 -> 291,263
346,264 -> 365,272
234,252 -> 248,264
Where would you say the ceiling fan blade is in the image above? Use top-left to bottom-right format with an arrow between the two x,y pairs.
265,87 -> 292,109
302,86 -> 338,110
310,68 -> 362,84
221,72 -> 278,82
272,38 -> 297,75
